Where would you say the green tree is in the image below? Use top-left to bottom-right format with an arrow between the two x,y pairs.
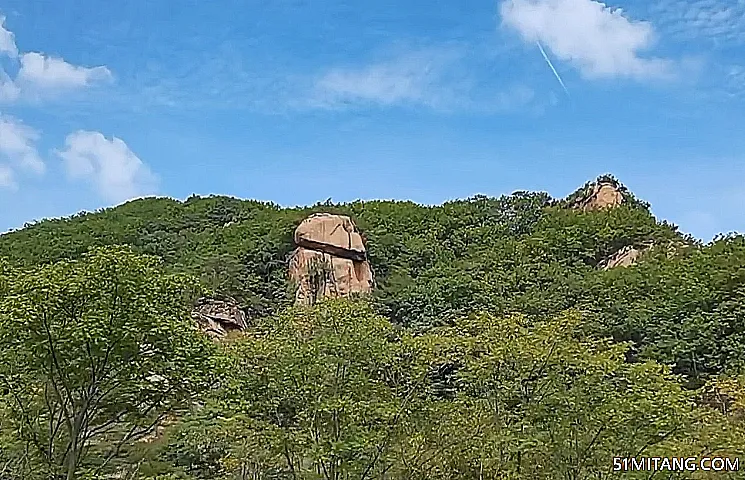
401,312 -> 696,480
584,235 -> 745,383
681,376 -> 745,479
165,300 -> 435,480
160,304 -> 702,480
0,247 -> 216,479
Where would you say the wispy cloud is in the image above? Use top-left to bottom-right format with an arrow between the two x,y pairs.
674,61 -> 745,100
0,164 -> 13,189
649,0 -> 745,45
310,49 -> 458,109
307,47 -> 538,113
500,0 -> 673,80
0,115 -> 44,190
726,65 -> 745,95
639,1 -> 745,99
56,131 -> 157,203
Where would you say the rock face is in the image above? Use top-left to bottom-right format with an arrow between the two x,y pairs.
289,213 -> 374,305
600,240 -> 688,270
192,295 -> 247,339
599,245 -> 647,270
571,180 -> 625,211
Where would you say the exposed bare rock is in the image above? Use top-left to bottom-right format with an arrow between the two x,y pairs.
599,240 -> 657,270
570,180 -> 625,211
289,248 -> 374,305
192,295 -> 247,339
600,240 -> 688,270
294,213 -> 367,262
599,245 -> 646,270
289,213 -> 374,305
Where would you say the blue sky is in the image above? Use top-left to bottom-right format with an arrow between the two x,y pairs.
0,0 -> 743,240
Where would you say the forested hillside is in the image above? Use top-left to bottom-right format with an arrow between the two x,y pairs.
0,176 -> 744,479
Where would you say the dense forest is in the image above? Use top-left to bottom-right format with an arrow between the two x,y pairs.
0,176 -> 743,479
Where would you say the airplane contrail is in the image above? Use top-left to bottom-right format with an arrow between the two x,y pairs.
536,41 -> 569,97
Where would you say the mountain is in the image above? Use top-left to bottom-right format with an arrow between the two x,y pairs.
0,176 -> 743,479
1,176 -> 743,377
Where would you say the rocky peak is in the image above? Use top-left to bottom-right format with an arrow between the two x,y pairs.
289,213 -> 374,305
569,178 -> 626,212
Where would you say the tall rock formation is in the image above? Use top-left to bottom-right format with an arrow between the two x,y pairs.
289,213 -> 374,305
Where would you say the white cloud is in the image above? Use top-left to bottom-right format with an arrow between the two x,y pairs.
56,131 -> 157,203
0,16 -> 17,58
0,115 -> 44,176
311,50 -> 456,109
500,0 -> 673,79
17,52 -> 112,91
309,48 -> 538,112
0,18 -> 112,102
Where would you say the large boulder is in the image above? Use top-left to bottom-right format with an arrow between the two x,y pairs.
294,213 -> 366,261
289,213 -> 374,305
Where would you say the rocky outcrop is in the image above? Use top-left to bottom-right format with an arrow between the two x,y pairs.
599,240 -> 689,270
289,213 -> 374,305
192,295 -> 247,339
599,245 -> 648,270
570,180 -> 625,211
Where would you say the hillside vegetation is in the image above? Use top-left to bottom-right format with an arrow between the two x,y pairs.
0,177 -> 744,479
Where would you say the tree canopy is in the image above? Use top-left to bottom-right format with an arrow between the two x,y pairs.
0,179 -> 744,478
